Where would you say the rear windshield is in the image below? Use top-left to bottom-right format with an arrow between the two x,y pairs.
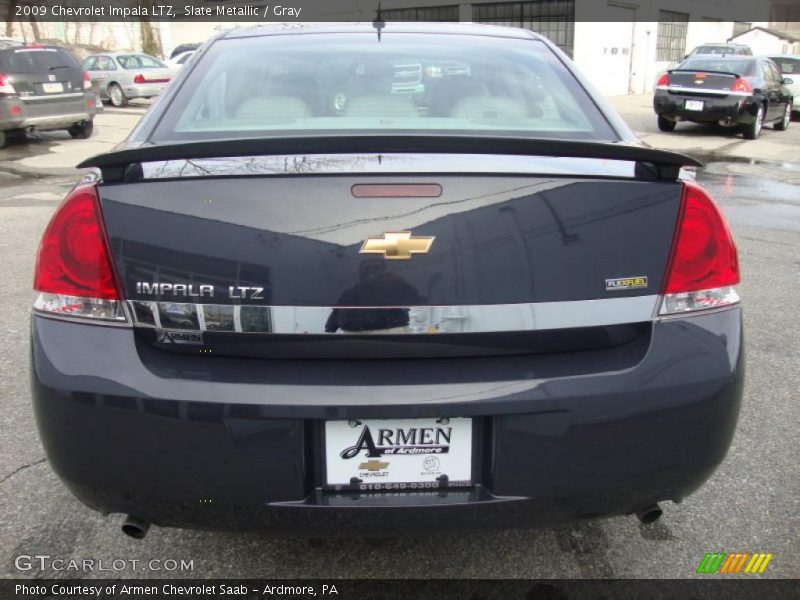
769,58 -> 799,75
0,47 -> 79,73
678,57 -> 755,76
692,46 -> 747,55
152,33 -> 616,142
117,54 -> 165,69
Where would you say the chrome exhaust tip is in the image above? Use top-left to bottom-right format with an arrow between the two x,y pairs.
635,504 -> 663,524
121,515 -> 150,539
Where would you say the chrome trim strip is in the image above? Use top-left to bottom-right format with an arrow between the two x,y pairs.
140,153 -> 637,180
20,92 -> 84,101
128,296 -> 659,335
659,85 -> 750,97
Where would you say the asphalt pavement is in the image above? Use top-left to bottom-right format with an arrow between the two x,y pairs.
0,99 -> 798,580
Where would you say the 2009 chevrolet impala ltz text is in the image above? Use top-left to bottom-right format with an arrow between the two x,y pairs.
30,23 -> 743,538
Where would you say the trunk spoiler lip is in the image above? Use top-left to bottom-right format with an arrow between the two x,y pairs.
78,135 -> 702,181
667,68 -> 743,78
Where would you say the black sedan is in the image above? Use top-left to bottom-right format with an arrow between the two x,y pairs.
31,23 -> 743,538
654,55 -> 794,138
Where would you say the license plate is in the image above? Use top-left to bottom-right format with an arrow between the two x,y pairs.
42,82 -> 63,94
325,417 -> 472,489
684,100 -> 704,111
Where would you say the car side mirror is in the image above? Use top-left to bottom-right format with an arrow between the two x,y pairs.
782,78 -> 794,85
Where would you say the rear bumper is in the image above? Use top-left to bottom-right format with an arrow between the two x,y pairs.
654,91 -> 758,124
31,308 -> 744,534
0,94 -> 95,131
122,83 -> 167,98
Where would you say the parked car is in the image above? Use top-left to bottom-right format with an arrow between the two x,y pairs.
32,23 -> 743,538
0,41 -> 96,149
83,53 -> 171,107
654,55 -> 793,138
767,54 -> 800,116
166,50 -> 195,75
686,43 -> 753,58
169,43 -> 200,60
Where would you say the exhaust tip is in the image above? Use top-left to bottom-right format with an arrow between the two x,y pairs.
635,504 -> 663,524
121,515 -> 150,539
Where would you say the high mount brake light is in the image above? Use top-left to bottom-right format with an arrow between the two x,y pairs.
731,77 -> 753,94
33,184 -> 127,323
659,182 -> 740,315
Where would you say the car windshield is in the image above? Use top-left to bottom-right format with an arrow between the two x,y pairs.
0,47 -> 77,73
769,58 -> 799,75
678,57 -> 754,76
693,46 -> 741,55
117,54 -> 165,69
152,33 -> 616,142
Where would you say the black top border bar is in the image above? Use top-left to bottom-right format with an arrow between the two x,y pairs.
6,0 -> 779,23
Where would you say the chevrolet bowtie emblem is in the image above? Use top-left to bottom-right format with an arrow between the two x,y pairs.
359,460 -> 389,471
359,232 -> 435,260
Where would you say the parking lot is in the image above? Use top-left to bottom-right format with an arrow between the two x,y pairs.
0,98 -> 798,579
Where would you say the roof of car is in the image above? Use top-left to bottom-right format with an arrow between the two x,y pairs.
222,22 -> 543,41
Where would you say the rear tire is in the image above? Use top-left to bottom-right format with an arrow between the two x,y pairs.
68,121 -> 94,139
742,104 -> 764,139
657,116 -> 676,132
0,130 -> 5,150
774,103 -> 790,131
108,84 -> 128,108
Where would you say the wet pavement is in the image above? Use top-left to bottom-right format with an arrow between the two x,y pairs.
0,102 -> 798,580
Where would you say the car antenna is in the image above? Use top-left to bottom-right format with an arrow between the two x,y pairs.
373,2 -> 385,42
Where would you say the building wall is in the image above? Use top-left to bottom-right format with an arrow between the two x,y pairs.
732,28 -> 800,56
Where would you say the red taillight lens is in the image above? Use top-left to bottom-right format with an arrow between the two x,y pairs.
34,185 -> 120,300
731,77 -> 753,94
0,72 -> 16,94
83,70 -> 91,90
663,182 -> 739,294
656,73 -> 670,87
133,74 -> 145,84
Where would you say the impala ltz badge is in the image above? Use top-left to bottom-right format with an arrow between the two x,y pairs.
359,231 -> 435,260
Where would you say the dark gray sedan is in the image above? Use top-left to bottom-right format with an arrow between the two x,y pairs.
31,23 -> 743,539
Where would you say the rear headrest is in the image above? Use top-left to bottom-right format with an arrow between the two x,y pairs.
235,96 -> 312,120
345,95 -> 418,118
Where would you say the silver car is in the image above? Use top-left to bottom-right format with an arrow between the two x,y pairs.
767,55 -> 800,115
82,53 -> 172,107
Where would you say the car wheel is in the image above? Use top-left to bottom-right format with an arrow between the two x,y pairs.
68,121 -> 94,140
108,84 -> 128,108
0,130 -> 5,150
743,104 -> 764,139
774,103 -> 790,131
657,116 -> 676,132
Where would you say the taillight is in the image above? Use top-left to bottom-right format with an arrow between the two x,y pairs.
0,73 -> 16,95
730,77 -> 753,94
133,74 -> 145,84
33,184 -> 127,322
659,182 -> 740,315
656,73 -> 670,88
83,71 -> 92,90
